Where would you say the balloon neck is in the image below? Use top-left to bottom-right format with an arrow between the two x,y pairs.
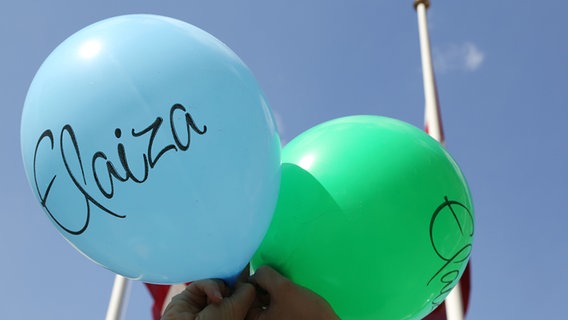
223,273 -> 240,288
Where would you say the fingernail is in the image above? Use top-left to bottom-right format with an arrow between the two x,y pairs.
214,289 -> 223,301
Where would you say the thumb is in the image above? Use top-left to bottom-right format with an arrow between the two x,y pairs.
250,266 -> 290,297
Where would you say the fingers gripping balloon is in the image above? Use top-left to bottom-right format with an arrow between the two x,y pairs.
252,116 -> 474,320
21,15 -> 281,284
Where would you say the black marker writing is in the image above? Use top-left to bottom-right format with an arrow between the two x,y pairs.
427,196 -> 474,309
33,103 -> 207,235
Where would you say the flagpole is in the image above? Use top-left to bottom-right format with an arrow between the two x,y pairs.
105,275 -> 131,320
414,0 -> 444,144
414,1 -> 464,319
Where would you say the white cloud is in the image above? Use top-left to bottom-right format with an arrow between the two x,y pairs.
433,42 -> 485,73
464,43 -> 484,71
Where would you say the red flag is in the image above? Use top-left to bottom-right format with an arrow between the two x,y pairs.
424,263 -> 471,319
145,283 -> 188,320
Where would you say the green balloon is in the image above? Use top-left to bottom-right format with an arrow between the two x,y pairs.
252,116 -> 474,320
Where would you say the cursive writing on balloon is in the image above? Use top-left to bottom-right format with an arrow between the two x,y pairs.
427,196 -> 474,310
33,103 -> 207,235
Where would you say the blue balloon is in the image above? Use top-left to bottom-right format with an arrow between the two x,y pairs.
20,15 -> 281,284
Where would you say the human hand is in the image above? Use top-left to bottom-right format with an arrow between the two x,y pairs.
246,266 -> 340,320
161,278 -> 255,320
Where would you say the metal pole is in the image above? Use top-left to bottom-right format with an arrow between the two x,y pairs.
105,275 -> 131,320
445,284 -> 466,320
415,0 -> 444,144
414,1 -> 464,320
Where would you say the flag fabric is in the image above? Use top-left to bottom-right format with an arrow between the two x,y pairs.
424,263 -> 471,319
145,283 -> 188,320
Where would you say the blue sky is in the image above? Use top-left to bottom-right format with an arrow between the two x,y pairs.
1,1 -> 567,319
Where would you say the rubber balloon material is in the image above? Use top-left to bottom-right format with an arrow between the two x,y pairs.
21,15 -> 281,284
252,116 -> 473,320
